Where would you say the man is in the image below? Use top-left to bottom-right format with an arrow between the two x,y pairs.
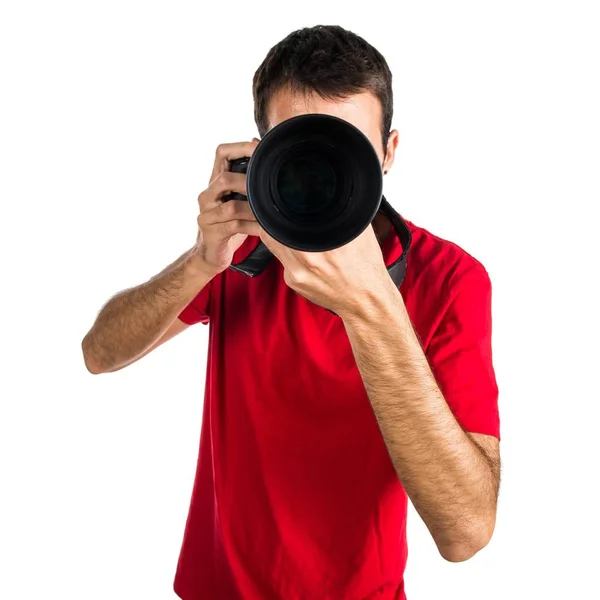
82,25 -> 500,600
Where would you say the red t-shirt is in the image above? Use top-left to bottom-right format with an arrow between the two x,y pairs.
174,214 -> 500,600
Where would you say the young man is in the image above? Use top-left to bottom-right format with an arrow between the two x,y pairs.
82,25 -> 500,600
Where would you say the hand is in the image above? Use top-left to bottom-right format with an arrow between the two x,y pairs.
259,223 -> 391,316
192,140 -> 261,276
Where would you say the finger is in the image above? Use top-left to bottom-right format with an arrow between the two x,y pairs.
200,199 -> 256,227
198,172 -> 248,212
206,219 -> 262,241
209,139 -> 260,184
232,220 -> 261,237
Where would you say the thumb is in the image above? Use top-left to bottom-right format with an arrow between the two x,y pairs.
259,228 -> 282,259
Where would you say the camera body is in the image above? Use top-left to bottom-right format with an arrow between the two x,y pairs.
227,156 -> 251,200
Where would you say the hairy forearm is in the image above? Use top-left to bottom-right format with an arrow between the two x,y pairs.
82,247 -> 214,374
340,279 -> 498,560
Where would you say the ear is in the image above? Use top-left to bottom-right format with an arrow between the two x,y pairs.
383,129 -> 400,174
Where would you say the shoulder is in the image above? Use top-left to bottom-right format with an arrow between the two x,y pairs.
398,215 -> 493,340
403,216 -> 491,300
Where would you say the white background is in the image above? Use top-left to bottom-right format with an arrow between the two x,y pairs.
1,1 -> 599,598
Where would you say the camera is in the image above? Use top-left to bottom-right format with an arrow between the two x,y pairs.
225,113 -> 383,252
223,113 -> 411,288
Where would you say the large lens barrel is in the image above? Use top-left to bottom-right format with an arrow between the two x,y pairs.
232,114 -> 383,252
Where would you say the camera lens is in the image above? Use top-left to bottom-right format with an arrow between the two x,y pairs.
245,114 -> 382,251
276,151 -> 337,215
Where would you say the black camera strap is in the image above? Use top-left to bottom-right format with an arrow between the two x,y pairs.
229,195 -> 412,289
228,237 -> 274,277
378,196 -> 412,289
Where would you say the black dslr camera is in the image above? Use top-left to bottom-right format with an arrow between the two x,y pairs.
224,113 -> 411,285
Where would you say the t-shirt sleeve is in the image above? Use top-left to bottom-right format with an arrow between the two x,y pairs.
425,266 -> 500,439
177,279 -> 213,325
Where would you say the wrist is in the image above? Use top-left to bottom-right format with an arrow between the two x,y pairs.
184,246 -> 221,283
338,275 -> 402,323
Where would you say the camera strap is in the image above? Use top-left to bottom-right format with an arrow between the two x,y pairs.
229,195 -> 412,289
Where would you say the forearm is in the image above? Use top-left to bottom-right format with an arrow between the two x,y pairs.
340,279 -> 498,559
82,247 -> 215,373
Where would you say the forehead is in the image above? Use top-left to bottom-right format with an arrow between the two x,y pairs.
266,87 -> 382,136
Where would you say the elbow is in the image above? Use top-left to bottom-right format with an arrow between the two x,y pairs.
438,540 -> 486,563
437,513 -> 496,563
82,335 -> 104,375
84,358 -> 103,375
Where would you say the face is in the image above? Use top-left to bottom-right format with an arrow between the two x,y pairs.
265,86 -> 399,174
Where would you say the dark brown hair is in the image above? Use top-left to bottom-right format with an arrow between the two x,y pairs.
252,25 -> 393,153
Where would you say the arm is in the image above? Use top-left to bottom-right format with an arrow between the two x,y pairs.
82,139 -> 262,375
339,275 -> 500,562
256,221 -> 500,561
81,248 -> 215,374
